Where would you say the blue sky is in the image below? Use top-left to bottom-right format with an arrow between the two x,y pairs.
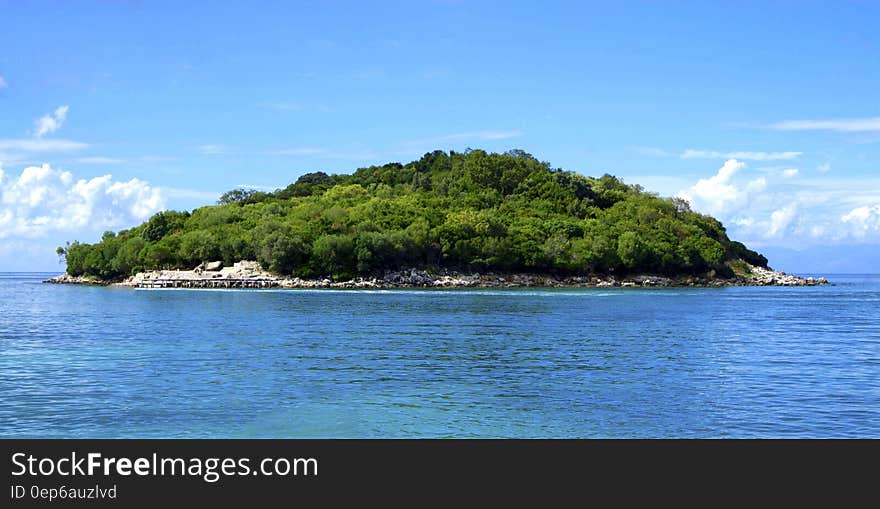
1,1 -> 878,272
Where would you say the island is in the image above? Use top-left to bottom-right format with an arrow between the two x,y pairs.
48,149 -> 827,288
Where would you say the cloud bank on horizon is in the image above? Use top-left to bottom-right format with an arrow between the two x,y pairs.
677,158 -> 880,247
0,162 -> 164,240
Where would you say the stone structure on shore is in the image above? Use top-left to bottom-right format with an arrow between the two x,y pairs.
45,260 -> 829,289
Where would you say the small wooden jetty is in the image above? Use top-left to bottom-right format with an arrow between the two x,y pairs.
131,260 -> 282,289
137,277 -> 279,289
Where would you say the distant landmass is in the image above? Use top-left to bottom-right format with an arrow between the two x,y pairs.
57,149 -> 772,282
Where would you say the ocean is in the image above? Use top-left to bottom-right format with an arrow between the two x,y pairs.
1,272 -> 878,438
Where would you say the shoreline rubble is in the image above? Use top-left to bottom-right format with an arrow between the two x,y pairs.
44,260 -> 830,289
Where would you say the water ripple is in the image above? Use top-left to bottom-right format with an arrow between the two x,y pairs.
1,274 -> 879,437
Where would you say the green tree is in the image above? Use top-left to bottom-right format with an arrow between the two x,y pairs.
142,211 -> 188,242
312,234 -> 356,278
258,233 -> 310,274
616,231 -> 645,270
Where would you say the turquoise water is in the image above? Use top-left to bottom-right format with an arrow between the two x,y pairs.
1,272 -> 879,438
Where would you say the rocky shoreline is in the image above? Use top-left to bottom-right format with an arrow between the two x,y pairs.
45,260 -> 829,289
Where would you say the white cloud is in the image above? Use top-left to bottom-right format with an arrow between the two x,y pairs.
0,163 -> 165,239
197,144 -> 226,155
0,138 -> 88,152
34,105 -> 70,137
681,149 -> 802,161
0,138 -> 89,166
75,156 -> 125,164
767,204 -> 798,237
677,159 -> 762,216
764,117 -> 880,132
753,166 -> 802,179
841,205 -> 880,238
746,176 -> 767,193
817,163 -> 831,173
677,159 -> 880,246
0,76 -> 7,89
0,108 -> 88,164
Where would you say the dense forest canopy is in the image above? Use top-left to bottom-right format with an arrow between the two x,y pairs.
58,149 -> 768,280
